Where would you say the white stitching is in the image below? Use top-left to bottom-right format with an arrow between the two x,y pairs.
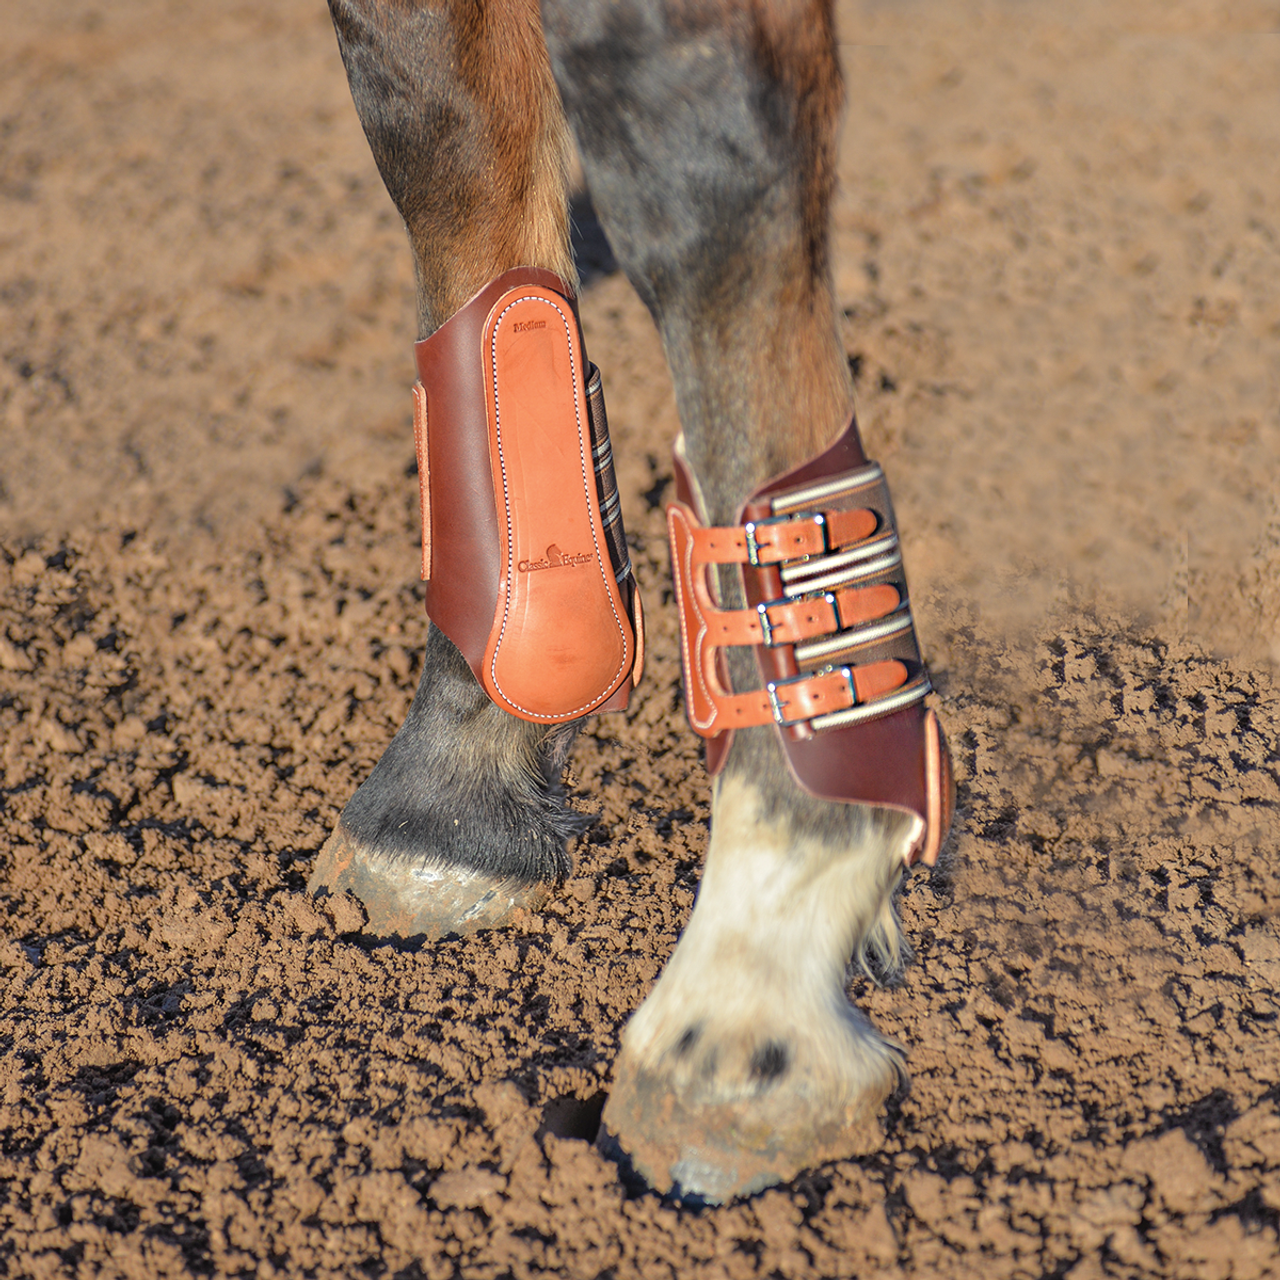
487,292 -> 630,719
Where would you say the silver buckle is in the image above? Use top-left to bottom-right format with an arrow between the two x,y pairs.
765,664 -> 856,726
743,511 -> 828,567
756,591 -> 838,647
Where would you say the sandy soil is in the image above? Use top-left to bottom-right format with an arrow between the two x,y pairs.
3,1 -> 1280,1276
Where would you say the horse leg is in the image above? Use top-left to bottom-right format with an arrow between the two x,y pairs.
309,0 -> 589,937
543,0 -> 944,1200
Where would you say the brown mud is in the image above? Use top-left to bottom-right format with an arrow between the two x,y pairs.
3,2 -> 1280,1276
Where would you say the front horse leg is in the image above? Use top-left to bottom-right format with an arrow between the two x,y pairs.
544,0 -> 951,1199
310,0 -> 597,937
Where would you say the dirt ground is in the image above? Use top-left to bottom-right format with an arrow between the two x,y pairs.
3,1 -> 1280,1276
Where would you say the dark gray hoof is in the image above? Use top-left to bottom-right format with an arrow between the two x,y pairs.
309,819 -> 549,941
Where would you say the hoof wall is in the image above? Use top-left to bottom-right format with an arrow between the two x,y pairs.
308,821 -> 549,941
599,1060 -> 885,1204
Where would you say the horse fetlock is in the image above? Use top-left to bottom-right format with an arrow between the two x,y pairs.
307,628 -> 586,940
599,775 -> 913,1201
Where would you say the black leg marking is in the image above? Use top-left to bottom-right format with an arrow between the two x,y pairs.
750,1040 -> 791,1085
674,1025 -> 701,1058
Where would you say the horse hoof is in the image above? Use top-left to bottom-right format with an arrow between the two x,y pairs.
308,820 -> 549,941
598,1048 -> 892,1204
591,775 -> 912,1202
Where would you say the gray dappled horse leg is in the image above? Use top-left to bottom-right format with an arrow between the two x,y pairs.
544,0 -> 918,1200
308,0 -> 587,937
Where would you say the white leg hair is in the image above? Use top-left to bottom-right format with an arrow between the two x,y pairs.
603,772 -> 918,1201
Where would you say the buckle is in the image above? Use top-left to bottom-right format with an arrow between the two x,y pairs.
756,591 -> 838,647
765,664 -> 855,726
743,511 -> 828,567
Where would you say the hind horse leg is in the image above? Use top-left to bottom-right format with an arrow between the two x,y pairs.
309,0 -> 589,937
543,0 -> 948,1199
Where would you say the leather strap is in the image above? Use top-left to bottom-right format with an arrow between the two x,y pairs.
668,418 -> 954,865
413,267 -> 643,722
702,582 -> 903,648
689,506 -> 877,564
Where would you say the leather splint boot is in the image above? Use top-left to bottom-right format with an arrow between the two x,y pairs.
306,267 -> 643,940
412,267 -> 643,720
667,418 -> 953,865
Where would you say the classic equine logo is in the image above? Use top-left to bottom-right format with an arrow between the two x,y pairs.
518,543 -> 595,573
